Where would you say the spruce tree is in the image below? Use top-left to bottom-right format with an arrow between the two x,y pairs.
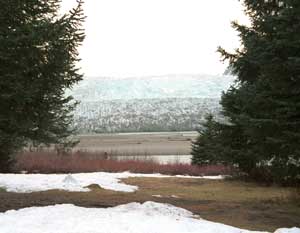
217,0 -> 300,183
0,0 -> 85,171
191,115 -> 224,165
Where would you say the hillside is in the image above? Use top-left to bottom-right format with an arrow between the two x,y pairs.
71,74 -> 234,133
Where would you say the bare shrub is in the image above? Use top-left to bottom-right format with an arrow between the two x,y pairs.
13,151 -> 232,176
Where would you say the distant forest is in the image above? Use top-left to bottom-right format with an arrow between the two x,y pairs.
73,98 -> 224,133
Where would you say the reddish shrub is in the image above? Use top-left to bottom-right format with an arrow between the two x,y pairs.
13,151 -> 233,176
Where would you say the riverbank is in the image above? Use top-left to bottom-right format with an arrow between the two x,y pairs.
74,131 -> 198,156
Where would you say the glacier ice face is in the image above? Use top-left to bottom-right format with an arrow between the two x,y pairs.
69,75 -> 234,133
70,74 -> 235,101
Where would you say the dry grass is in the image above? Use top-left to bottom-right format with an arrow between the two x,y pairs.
13,151 -> 232,176
132,178 -> 300,231
9,150 -> 300,231
125,177 -> 300,203
0,177 -> 299,231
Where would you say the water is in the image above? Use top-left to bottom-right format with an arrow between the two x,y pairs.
111,155 -> 192,165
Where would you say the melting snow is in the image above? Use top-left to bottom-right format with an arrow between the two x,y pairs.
0,172 -> 224,193
274,229 -> 300,233
0,173 -> 298,233
0,202 -> 298,233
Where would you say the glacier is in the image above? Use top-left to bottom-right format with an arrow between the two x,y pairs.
70,74 -> 235,133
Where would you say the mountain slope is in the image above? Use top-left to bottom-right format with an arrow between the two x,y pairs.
71,74 -> 235,101
71,74 -> 234,133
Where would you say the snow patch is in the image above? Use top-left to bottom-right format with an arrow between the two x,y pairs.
152,194 -> 163,198
0,172 -> 223,193
274,228 -> 300,233
0,202 -> 292,233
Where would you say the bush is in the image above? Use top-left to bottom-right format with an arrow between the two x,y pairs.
13,151 -> 232,176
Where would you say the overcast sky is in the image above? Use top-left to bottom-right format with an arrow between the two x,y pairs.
61,0 -> 249,78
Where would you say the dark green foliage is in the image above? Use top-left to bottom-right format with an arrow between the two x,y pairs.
0,0 -> 85,172
193,0 -> 300,184
191,115 -> 224,165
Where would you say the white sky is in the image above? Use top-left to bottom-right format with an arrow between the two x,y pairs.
61,0 -> 249,77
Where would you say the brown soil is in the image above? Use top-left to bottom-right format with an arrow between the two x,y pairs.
74,132 -> 197,155
0,178 -> 299,232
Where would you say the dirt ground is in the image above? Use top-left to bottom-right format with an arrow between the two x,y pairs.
0,177 -> 299,232
74,131 -> 197,155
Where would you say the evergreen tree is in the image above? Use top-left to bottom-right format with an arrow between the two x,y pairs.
0,0 -> 85,171
217,0 -> 300,183
192,0 -> 300,184
191,115 -> 224,165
